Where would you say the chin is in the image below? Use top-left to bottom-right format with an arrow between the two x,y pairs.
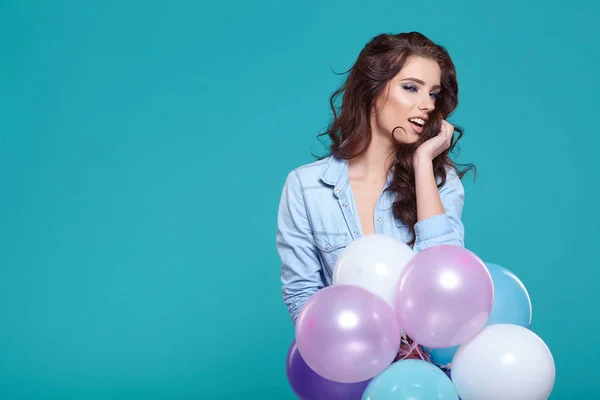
406,134 -> 420,144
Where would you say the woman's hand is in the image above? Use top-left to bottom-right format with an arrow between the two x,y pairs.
414,120 -> 454,162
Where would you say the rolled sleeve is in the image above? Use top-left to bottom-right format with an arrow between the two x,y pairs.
413,167 -> 465,252
276,170 -> 324,325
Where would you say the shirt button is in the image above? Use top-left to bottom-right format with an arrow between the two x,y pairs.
342,204 -> 348,208
377,217 -> 382,221
354,230 -> 359,236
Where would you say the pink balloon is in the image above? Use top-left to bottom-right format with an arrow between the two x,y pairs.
394,245 -> 494,348
296,284 -> 401,384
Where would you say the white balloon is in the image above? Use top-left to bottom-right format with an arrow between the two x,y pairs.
332,234 -> 414,311
451,324 -> 555,400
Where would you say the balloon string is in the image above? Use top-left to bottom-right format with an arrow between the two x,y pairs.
419,347 -> 453,372
414,343 -> 427,361
396,336 -> 453,374
396,335 -> 432,363
409,342 -> 444,375
396,335 -> 414,360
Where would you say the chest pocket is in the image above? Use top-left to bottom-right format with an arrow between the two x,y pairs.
314,233 -> 351,272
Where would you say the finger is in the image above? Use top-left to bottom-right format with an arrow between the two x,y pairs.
443,121 -> 454,141
440,120 -> 448,135
442,120 -> 453,136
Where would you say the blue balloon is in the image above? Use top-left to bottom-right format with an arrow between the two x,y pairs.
426,262 -> 532,366
484,263 -> 532,327
361,359 -> 458,400
426,345 -> 459,367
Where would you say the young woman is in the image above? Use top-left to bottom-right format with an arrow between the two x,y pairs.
276,32 -> 474,357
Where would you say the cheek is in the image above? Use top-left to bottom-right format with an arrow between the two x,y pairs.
380,95 -> 411,126
393,93 -> 414,113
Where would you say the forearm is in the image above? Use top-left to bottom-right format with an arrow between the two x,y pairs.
283,284 -> 321,325
413,154 -> 445,221
411,121 -> 466,251
277,170 -> 324,326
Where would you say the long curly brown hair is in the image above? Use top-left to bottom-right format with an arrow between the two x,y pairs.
315,32 -> 475,246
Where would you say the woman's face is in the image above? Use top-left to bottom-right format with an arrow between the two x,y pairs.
372,56 -> 442,144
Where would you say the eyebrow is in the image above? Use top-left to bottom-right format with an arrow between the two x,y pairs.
401,77 -> 441,91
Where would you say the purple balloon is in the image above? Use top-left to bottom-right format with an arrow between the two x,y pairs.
444,369 -> 452,380
394,245 -> 494,348
286,340 -> 370,400
296,284 -> 401,383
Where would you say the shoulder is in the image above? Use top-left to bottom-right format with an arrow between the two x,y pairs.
439,164 -> 465,196
283,156 -> 333,189
444,164 -> 462,183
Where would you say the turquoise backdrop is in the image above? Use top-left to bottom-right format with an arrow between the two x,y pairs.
1,0 -> 598,398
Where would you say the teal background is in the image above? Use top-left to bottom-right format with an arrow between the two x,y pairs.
1,1 -> 598,398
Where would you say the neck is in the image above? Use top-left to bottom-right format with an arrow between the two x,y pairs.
348,130 -> 396,183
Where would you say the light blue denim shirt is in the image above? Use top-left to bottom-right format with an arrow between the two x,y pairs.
276,155 -> 465,325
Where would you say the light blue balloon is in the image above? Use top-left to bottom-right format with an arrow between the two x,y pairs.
426,262 -> 532,366
362,359 -> 458,400
484,262 -> 532,327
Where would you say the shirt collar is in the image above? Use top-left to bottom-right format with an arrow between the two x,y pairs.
320,155 -> 395,197
320,156 -> 348,197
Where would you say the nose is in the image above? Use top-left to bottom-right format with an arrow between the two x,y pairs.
418,94 -> 435,113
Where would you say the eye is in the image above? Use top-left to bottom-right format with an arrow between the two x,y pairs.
430,92 -> 441,100
402,85 -> 418,92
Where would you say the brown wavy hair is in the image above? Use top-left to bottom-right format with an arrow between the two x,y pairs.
315,32 -> 475,246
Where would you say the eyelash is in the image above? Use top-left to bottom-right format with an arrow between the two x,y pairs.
402,85 -> 441,100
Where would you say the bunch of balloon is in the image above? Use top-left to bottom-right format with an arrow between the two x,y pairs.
287,235 -> 458,399
285,235 -> 556,400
